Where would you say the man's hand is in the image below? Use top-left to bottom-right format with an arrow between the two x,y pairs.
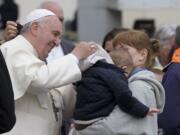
72,42 -> 97,60
4,21 -> 18,41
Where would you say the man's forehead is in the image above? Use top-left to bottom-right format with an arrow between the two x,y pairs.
48,16 -> 62,32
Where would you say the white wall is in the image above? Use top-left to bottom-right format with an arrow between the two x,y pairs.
108,0 -> 180,29
15,0 -> 77,23
122,9 -> 180,29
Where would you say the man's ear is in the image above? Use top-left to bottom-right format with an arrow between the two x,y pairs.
30,22 -> 39,36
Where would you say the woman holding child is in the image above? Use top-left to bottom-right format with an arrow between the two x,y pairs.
69,30 -> 165,135
103,29 -> 165,135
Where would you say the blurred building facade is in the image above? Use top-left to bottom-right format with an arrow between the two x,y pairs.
9,0 -> 180,43
78,0 -> 180,43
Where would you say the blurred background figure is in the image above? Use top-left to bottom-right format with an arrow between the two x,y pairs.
158,25 -> 180,135
133,19 -> 155,38
65,11 -> 77,32
152,24 -> 177,81
154,24 -> 177,67
64,10 -> 78,42
102,28 -> 128,53
0,0 -> 18,30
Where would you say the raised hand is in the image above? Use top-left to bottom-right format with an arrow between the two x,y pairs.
4,21 -> 18,41
72,41 -> 97,60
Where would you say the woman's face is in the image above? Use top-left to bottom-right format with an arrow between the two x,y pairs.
115,43 -> 147,68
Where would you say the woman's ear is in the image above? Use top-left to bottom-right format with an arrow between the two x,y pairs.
139,48 -> 148,63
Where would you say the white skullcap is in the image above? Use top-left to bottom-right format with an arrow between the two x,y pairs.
22,9 -> 55,25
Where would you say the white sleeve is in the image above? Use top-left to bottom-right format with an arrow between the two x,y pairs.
3,48 -> 81,99
31,54 -> 81,89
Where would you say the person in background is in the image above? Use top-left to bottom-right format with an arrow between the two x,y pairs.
0,0 -> 18,30
102,28 -> 128,53
154,24 -> 177,67
0,50 -> 15,133
0,9 -> 96,135
133,19 -> 155,38
153,24 -> 177,81
158,25 -> 180,135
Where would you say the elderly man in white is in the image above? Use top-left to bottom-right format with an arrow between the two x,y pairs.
0,9 -> 96,135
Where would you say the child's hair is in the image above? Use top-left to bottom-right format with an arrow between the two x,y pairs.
110,47 -> 133,70
112,29 -> 160,69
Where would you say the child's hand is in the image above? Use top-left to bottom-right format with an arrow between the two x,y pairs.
148,108 -> 160,116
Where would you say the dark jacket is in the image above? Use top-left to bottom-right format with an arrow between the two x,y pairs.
0,50 -> 15,133
74,61 -> 149,121
61,39 -> 75,55
158,63 -> 180,135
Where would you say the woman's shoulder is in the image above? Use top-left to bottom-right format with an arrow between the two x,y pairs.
129,70 -> 155,80
128,69 -> 163,90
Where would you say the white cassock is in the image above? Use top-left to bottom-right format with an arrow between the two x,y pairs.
0,35 -> 81,135
47,44 -> 78,135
